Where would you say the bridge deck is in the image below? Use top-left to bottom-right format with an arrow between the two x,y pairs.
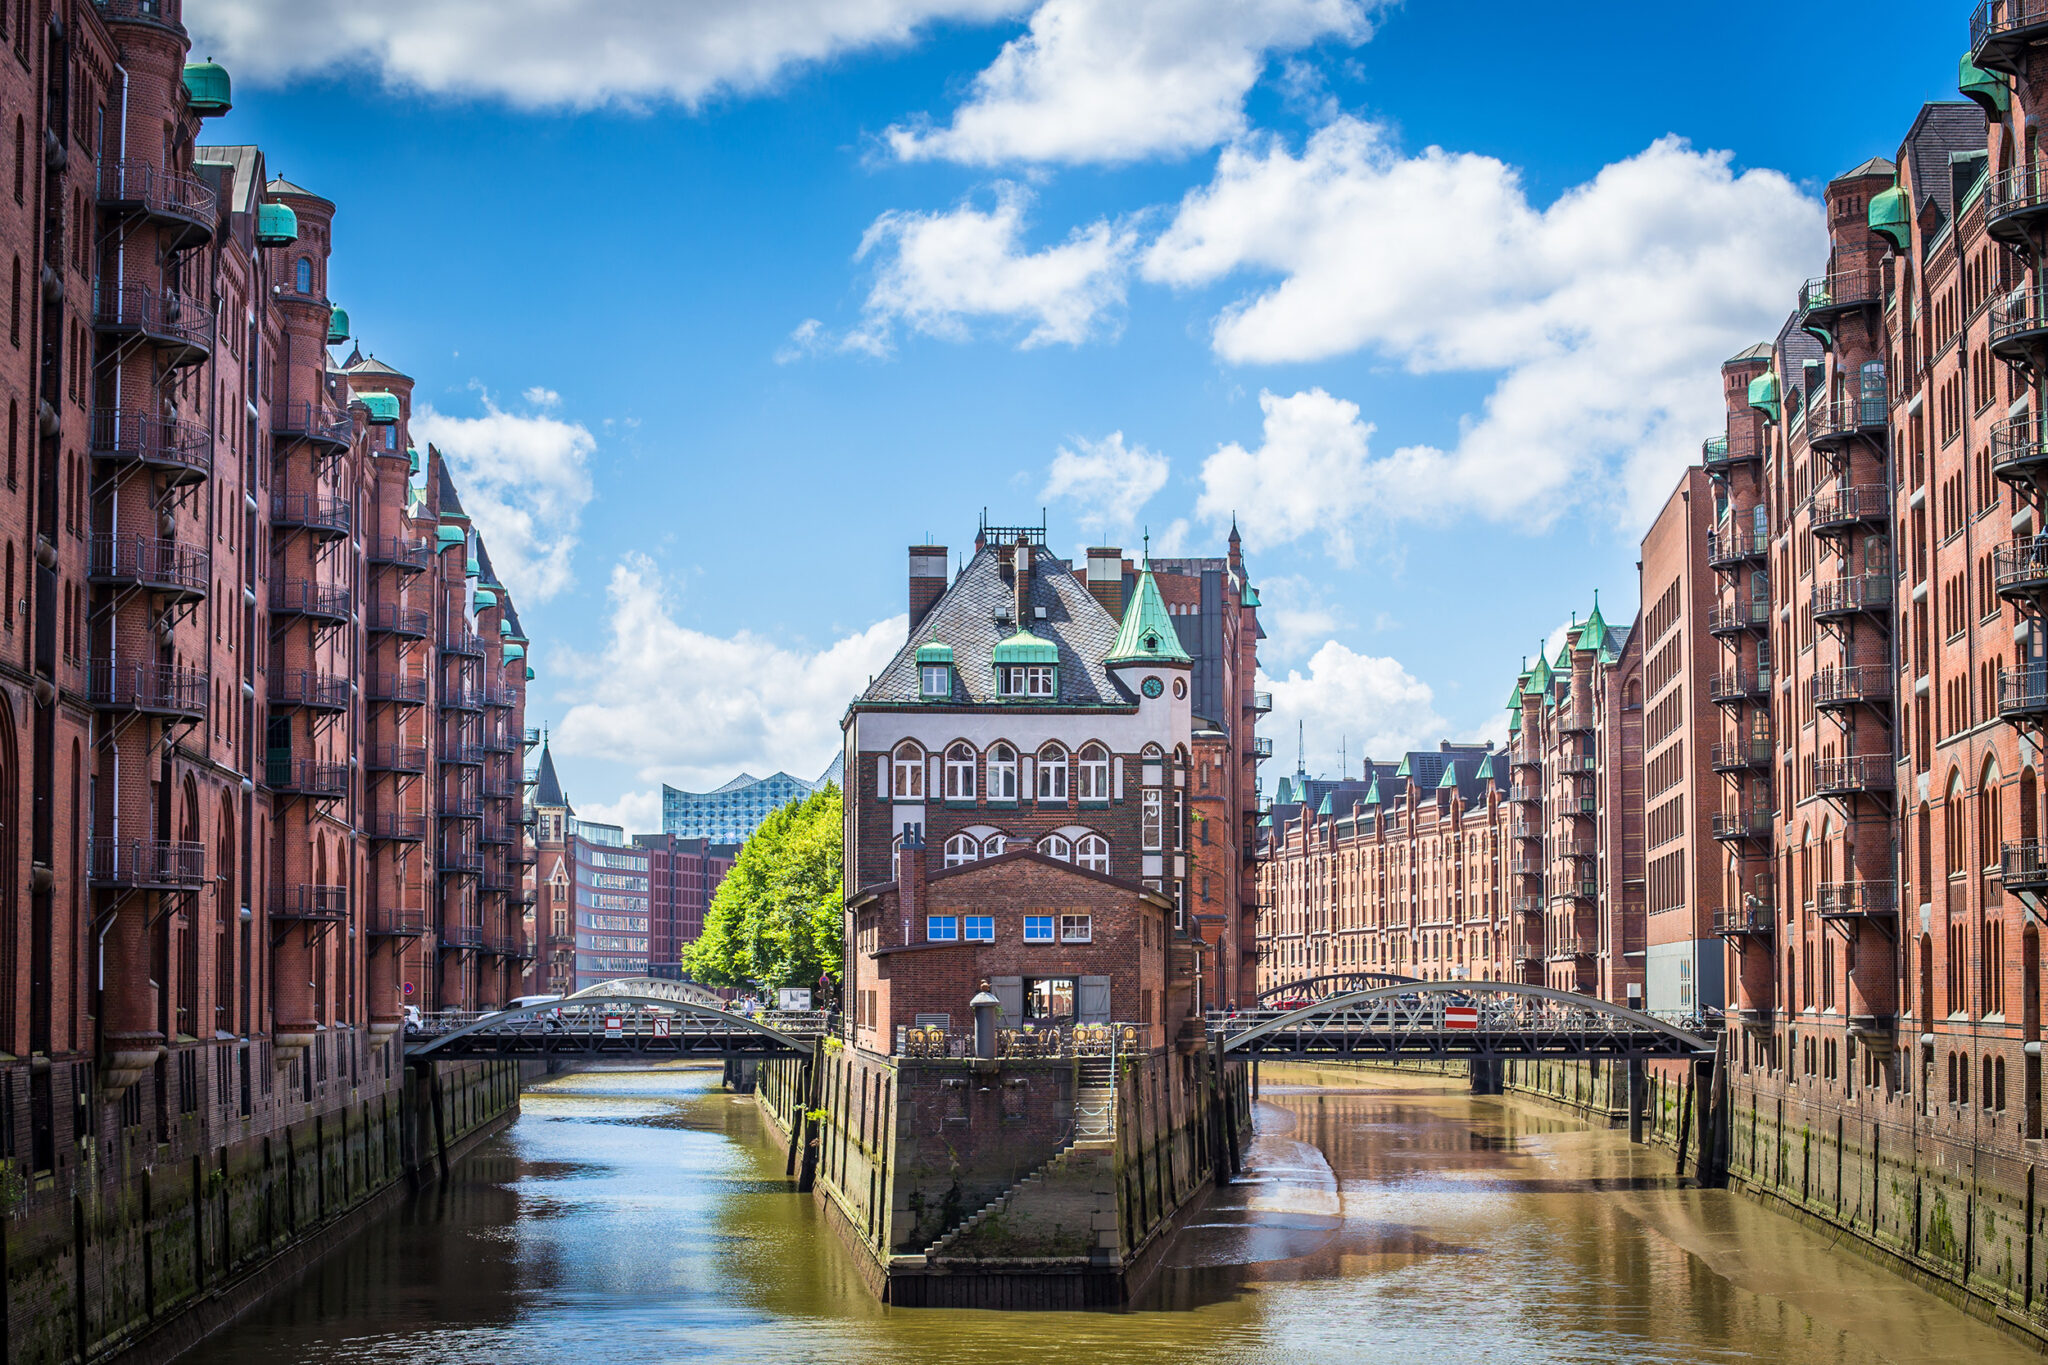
405,1005 -> 829,1061
1214,990 -> 1713,1062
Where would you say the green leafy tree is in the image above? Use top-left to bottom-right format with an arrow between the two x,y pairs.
684,783 -> 843,991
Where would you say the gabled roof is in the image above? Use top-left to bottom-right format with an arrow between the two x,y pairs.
857,542 -> 1129,707
1834,156 -> 1896,182
265,174 -> 331,204
346,354 -> 410,380
1726,341 -> 1775,364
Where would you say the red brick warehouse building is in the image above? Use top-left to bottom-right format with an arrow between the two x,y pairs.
839,516 -> 1265,1048
0,0 -> 535,1298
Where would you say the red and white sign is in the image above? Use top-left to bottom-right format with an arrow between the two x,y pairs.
1444,1006 -> 1479,1031
604,1015 -> 623,1039
653,1017 -> 671,1038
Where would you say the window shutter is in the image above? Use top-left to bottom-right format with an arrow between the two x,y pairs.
991,975 -> 1024,1024
1077,976 -> 1111,1023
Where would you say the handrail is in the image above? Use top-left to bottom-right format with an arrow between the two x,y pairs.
88,532 -> 207,593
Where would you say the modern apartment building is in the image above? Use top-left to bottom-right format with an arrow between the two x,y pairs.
635,832 -> 737,980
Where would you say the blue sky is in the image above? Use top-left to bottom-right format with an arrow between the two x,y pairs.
197,0 -> 1969,828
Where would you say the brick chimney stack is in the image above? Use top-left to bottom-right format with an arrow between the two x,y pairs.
899,822 -> 927,944
908,546 -> 948,637
1012,536 -> 1032,627
1086,547 -> 1124,618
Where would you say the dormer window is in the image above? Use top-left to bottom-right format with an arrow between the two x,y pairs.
921,664 -> 950,696
1001,665 -> 1054,696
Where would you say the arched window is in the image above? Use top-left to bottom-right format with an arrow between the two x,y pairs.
1945,773 -> 1967,875
943,833 -> 979,867
981,833 -> 1006,857
1038,743 -> 1067,800
944,742 -> 976,801
1076,743 -> 1109,801
987,743 -> 1017,801
1039,833 -> 1073,862
1076,833 -> 1109,873
892,742 -> 924,800
295,256 -> 312,294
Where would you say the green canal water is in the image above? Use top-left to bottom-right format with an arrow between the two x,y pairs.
181,1065 -> 2038,1364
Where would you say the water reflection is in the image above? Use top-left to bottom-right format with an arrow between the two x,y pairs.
185,1064 -> 2039,1365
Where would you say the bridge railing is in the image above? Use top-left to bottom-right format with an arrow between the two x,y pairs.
407,1001 -> 834,1046
1210,983 -> 1711,1058
894,1020 -> 1147,1060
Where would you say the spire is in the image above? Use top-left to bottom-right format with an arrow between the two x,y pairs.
533,734 -> 572,815
1106,558 -> 1192,665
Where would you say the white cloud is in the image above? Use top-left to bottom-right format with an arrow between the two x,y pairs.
776,319 -> 828,364
852,183 -> 1140,352
1149,120 -> 1824,532
886,0 -> 1372,165
574,789 -> 663,835
554,553 -> 903,791
521,386 -> 561,408
1261,640 -> 1448,781
1041,431 -> 1168,539
413,388 -> 596,603
1195,388 -> 1376,562
1255,573 -> 1346,664
193,0 -> 1028,110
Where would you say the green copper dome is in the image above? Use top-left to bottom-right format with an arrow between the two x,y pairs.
498,619 -> 513,635
407,446 -> 420,476
1747,371 -> 1781,424
465,555 -> 480,579
503,643 -> 525,662
1960,54 -> 2010,116
1868,185 -> 1911,251
914,639 -> 954,665
435,525 -> 466,549
326,306 -> 350,345
1108,564 -> 1193,665
255,201 -> 298,247
991,629 -> 1058,665
183,62 -> 232,117
525,666 -> 535,681
474,587 -> 498,608
357,391 -> 400,425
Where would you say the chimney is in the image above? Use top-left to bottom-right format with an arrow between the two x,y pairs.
908,545 -> 947,637
1086,546 -> 1124,618
1012,536 -> 1032,628
898,822 -> 926,944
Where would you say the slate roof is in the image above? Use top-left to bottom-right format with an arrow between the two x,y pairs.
346,354 -> 411,380
1726,341 -> 1775,365
532,740 -> 571,812
860,543 -> 1132,707
433,456 -> 467,518
1899,103 -> 1988,235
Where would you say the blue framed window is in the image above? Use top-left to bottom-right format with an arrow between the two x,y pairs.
1023,915 -> 1053,942
964,915 -> 994,942
926,915 -> 958,942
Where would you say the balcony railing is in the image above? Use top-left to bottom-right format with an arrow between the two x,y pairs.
482,686 -> 516,709
1556,707 -> 1593,736
366,813 -> 428,843
440,794 -> 484,819
439,923 -> 484,947
1510,856 -> 1544,877
1711,808 -> 1774,841
438,847 -> 485,876
1251,736 -> 1275,759
1990,287 -> 2048,360
89,836 -> 205,889
1708,670 -> 1771,703
367,744 -> 428,774
271,491 -> 353,538
1998,666 -> 2048,722
1811,573 -> 1892,620
1994,537 -> 2048,601
89,409 -> 211,483
1511,821 -> 1542,840
268,669 -> 349,712
1247,691 -> 1273,714
1973,2 -> 2048,74
367,671 -> 428,705
1797,268 -> 1882,320
1710,738 -> 1772,772
369,906 -> 429,937
440,743 -> 485,768
92,283 -> 214,364
95,158 -> 215,243
1805,399 -> 1890,449
1510,785 -> 1542,804
266,757 -> 349,799
272,885 -> 349,922
1702,424 -> 1762,470
1808,484 -> 1889,533
270,579 -> 351,623
440,630 -> 486,658
88,661 -> 206,718
1706,528 -> 1766,567
1991,413 -> 2048,485
88,532 -> 207,598
1811,754 -> 1894,798
271,400 -> 355,448
1990,163 -> 2048,243
367,535 -> 434,573
1816,880 -> 1897,922
367,602 -> 430,638
1707,599 -> 1769,635
481,822 -> 515,846
2002,840 -> 2048,893
1713,903 -> 1776,937
1812,664 -> 1891,710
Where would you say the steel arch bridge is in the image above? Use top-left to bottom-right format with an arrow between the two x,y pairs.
1254,971 -> 1419,1006
1215,981 -> 1715,1062
404,977 -> 829,1061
